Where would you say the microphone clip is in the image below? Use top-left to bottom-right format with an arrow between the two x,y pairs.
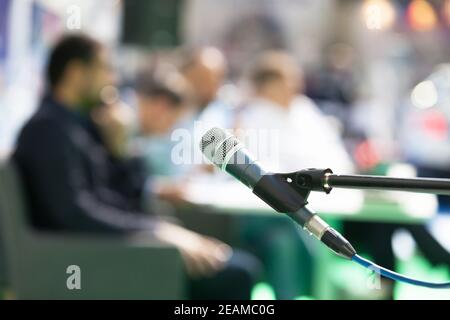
253,168 -> 332,214
279,168 -> 333,195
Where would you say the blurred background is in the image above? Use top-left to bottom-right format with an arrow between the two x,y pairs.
1,0 -> 450,300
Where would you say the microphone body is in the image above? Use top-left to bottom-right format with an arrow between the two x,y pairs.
200,128 -> 355,259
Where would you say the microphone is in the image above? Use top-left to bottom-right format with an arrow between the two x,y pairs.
200,127 -> 356,259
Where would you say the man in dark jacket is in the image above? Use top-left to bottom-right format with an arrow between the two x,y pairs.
13,34 -> 259,299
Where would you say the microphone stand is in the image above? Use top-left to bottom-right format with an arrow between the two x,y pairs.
278,168 -> 450,289
278,168 -> 450,198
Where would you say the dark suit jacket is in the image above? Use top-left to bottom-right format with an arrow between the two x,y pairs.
13,94 -> 159,233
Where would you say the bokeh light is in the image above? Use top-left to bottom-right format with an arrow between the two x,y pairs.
407,0 -> 438,31
362,0 -> 396,31
411,80 -> 438,109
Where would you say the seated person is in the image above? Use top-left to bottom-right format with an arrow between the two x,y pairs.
132,69 -> 190,178
13,34 -> 259,299
142,47 -> 234,178
180,46 -> 232,126
180,47 -> 239,152
239,50 -> 354,173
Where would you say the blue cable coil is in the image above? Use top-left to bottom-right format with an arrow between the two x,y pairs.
352,254 -> 450,289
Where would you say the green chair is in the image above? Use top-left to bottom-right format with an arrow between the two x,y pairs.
0,209 -> 6,298
0,161 -> 186,299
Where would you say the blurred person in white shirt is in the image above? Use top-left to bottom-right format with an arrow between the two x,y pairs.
239,50 -> 354,174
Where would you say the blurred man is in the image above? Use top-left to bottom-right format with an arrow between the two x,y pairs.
136,73 -> 187,137
181,46 -> 240,131
133,69 -> 189,177
240,50 -> 354,173
13,34 -> 258,299
151,47 -> 235,178
182,46 -> 226,113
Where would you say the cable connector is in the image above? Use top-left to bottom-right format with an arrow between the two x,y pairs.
302,213 -> 356,260
320,228 -> 356,260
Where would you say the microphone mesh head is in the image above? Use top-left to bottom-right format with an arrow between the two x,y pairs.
200,127 -> 241,166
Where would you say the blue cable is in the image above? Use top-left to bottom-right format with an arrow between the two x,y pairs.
352,254 -> 450,289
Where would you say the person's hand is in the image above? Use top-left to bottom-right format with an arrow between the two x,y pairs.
152,180 -> 188,205
92,103 -> 133,158
155,222 -> 232,278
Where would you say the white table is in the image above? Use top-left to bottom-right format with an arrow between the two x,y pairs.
185,178 -> 438,223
